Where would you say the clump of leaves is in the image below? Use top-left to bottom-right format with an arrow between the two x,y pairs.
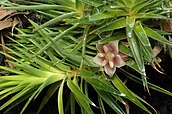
0,0 -> 172,114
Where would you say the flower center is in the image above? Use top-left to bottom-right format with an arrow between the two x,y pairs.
103,45 -> 115,61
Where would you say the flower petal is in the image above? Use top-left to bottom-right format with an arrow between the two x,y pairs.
119,52 -> 128,61
93,56 -> 104,66
113,54 -> 126,68
101,60 -> 107,66
109,61 -> 114,68
97,53 -> 104,57
104,64 -> 116,77
103,45 -> 109,53
107,40 -> 119,55
96,44 -> 105,53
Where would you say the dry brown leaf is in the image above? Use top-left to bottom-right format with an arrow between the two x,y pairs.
0,18 -> 13,30
151,61 -> 165,74
151,45 -> 165,74
163,21 -> 172,32
12,17 -> 20,35
125,102 -> 130,114
0,33 -> 14,68
152,45 -> 163,57
0,10 -> 16,20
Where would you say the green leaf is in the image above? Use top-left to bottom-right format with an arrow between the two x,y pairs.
117,0 -> 134,8
98,97 -> 106,114
119,43 -> 133,57
89,10 -> 127,21
0,87 -> 15,96
67,78 -> 96,107
46,52 -> 71,72
0,81 -> 40,111
30,19 -> 79,57
78,0 -> 103,7
98,31 -> 126,44
20,74 -> 64,114
70,34 -> 96,54
84,77 -> 121,95
27,20 -> 71,71
120,69 -> 172,97
126,17 -> 148,91
4,90 -> 34,114
75,95 -> 94,114
96,18 -> 126,32
131,0 -> 149,14
70,93 -> 76,114
0,0 -> 7,3
2,4 -> 74,11
144,26 -> 172,46
55,0 -> 75,7
32,57 -> 65,73
58,78 -> 66,114
34,74 -> 65,99
0,66 -> 27,75
37,81 -> 61,114
81,26 -> 90,68
77,69 -> 96,77
37,12 -> 78,30
134,22 -> 153,62
112,75 -> 151,113
95,88 -> 125,114
0,81 -> 19,90
20,87 -> 40,114
137,13 -> 167,20
11,63 -> 51,78
75,0 -> 84,15
126,16 -> 145,75
126,59 -> 143,74
0,78 -> 42,100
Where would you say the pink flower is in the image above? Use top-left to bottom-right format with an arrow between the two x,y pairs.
93,40 -> 126,77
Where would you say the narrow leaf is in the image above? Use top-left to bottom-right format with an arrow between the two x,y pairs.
98,97 -> 106,114
78,0 -> 103,7
97,18 -> 126,32
95,88 -> 125,114
58,78 -> 66,114
120,69 -> 172,96
67,78 -> 96,107
37,12 -> 77,30
84,77 -> 121,94
112,75 -> 151,113
144,26 -> 172,46
32,22 -> 79,57
37,82 -> 61,114
134,22 -> 153,62
89,10 -> 127,21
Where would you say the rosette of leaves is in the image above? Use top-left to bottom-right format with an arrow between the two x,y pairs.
0,0 -> 172,114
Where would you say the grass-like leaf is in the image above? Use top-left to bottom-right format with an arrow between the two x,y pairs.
84,77 -> 121,94
134,22 -> 153,62
32,22 -> 79,57
95,88 -> 125,114
98,96 -> 106,114
144,26 -> 172,46
37,12 -> 78,30
37,81 -> 61,113
112,75 -> 151,113
120,69 -> 172,96
2,4 -> 75,11
58,78 -> 66,114
95,17 -> 126,33
78,0 -> 103,7
67,78 -> 96,107
89,10 -> 127,21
